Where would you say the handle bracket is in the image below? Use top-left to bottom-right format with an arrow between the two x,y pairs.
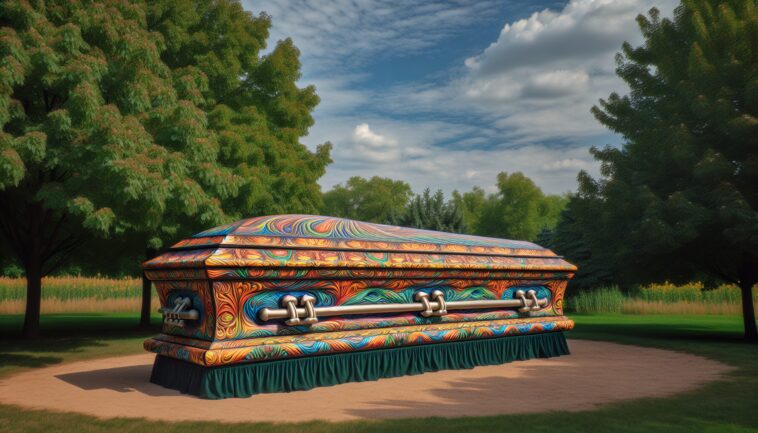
159,297 -> 199,327
260,290 -> 548,326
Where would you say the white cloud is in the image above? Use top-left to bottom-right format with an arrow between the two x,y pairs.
465,0 -> 655,75
456,0 -> 678,143
353,124 -> 396,148
305,116 -> 600,195
375,0 -> 678,147
245,0 -> 678,196
350,123 -> 400,162
542,158 -> 590,171
523,69 -> 590,98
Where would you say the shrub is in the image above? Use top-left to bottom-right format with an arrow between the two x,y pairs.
568,286 -> 624,314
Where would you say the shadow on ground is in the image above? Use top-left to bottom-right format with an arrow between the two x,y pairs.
55,363 -> 180,397
0,313 -> 160,372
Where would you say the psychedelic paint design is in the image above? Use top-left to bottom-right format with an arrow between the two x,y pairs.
143,246 -> 572,271
186,214 -> 545,251
209,279 -> 566,340
143,214 -> 576,370
145,316 -> 575,367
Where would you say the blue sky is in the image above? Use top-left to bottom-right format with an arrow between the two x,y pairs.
242,0 -> 677,195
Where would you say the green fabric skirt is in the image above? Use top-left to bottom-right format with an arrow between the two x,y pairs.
150,331 -> 570,399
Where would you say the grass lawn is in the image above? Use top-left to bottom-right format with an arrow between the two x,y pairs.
0,313 -> 757,433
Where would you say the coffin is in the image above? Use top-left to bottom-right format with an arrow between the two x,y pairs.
143,214 -> 575,398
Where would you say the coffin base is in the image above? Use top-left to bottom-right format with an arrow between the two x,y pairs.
150,331 -> 570,399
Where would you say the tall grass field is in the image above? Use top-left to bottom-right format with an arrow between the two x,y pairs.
569,282 -> 757,315
0,277 -> 754,315
0,276 -> 157,314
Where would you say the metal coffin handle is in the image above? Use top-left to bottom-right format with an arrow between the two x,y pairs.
259,290 -> 549,326
158,297 -> 199,327
415,292 -> 434,317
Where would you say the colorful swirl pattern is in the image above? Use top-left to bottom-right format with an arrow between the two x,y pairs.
154,280 -> 215,340
143,215 -> 575,368
144,247 -> 575,271
210,278 -> 566,341
144,316 -> 575,366
174,233 -> 556,257
205,267 -> 573,281
145,215 -> 576,272
193,214 -> 542,249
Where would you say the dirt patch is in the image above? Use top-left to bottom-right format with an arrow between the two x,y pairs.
0,340 -> 733,423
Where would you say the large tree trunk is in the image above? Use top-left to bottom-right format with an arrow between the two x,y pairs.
21,203 -> 45,339
739,279 -> 757,342
22,260 -> 42,339
140,248 -> 157,328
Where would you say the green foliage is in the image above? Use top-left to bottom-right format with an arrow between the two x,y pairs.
0,1 -> 234,265
569,287 -> 625,314
392,188 -> 465,233
2,265 -> 22,278
0,0 -> 330,336
565,282 -> 754,315
575,0 -> 757,286
543,205 -> 616,289
555,0 -> 757,336
636,281 -> 744,304
322,176 -> 413,223
473,172 -> 567,241
323,172 -> 565,241
146,1 -> 331,220
451,186 -> 487,231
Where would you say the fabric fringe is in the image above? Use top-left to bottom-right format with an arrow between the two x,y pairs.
150,331 -> 570,399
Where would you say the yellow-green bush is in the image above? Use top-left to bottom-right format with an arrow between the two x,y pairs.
637,282 -> 743,304
568,282 -> 755,315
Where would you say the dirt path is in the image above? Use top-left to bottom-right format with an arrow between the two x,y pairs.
0,340 -> 733,423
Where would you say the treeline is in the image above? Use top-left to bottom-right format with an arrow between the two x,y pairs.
1,169 -> 566,278
321,173 -> 566,242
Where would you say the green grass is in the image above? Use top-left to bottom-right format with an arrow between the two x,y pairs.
1,313 -> 757,433
0,313 -> 162,378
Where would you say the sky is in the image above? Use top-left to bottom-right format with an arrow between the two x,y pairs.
242,0 -> 678,195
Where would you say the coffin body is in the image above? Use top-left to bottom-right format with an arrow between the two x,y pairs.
143,215 -> 575,397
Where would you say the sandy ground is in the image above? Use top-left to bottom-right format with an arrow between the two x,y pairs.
0,340 -> 733,423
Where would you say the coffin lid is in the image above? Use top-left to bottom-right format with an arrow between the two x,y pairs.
143,214 -> 576,272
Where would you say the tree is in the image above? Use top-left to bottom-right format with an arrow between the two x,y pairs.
577,1 -> 757,339
129,1 -> 331,326
322,176 -> 412,223
452,186 -> 487,233
540,206 -> 616,290
0,1 -> 244,337
147,1 -> 331,218
393,188 -> 466,233
475,172 -> 567,241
